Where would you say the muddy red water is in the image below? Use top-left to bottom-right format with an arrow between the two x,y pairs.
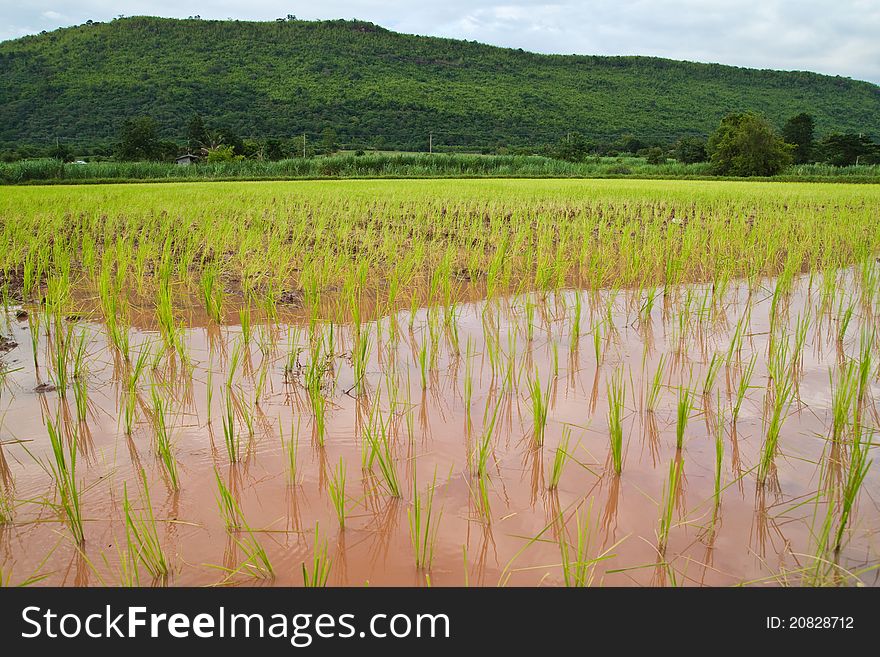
1,268 -> 878,586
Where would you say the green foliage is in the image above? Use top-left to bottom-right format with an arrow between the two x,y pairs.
554,132 -> 590,162
1,17 -> 879,152
818,133 -> 880,166
644,146 -> 665,165
708,112 -> 793,176
782,112 -> 815,164
186,113 -> 208,151
116,116 -> 163,161
206,145 -> 244,163
674,136 -> 707,163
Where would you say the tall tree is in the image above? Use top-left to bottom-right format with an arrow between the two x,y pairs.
818,133 -> 879,166
707,112 -> 793,176
116,116 -> 161,160
186,113 -> 208,152
674,136 -> 707,163
782,113 -> 815,164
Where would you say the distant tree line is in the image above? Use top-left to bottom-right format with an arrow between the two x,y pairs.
552,111 -> 880,175
1,110 -> 878,177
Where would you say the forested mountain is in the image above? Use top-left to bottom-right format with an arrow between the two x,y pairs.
2,16 -> 879,151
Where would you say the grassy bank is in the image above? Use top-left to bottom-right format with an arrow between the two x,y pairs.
2,153 -> 878,185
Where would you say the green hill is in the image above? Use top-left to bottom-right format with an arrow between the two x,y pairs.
1,16 -> 879,151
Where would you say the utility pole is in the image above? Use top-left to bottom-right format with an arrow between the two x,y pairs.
429,131 -> 433,154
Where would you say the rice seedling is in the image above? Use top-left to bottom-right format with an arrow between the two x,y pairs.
732,354 -> 757,424
557,503 -> 616,587
123,472 -> 168,581
657,458 -> 683,554
646,354 -> 666,413
834,424 -> 872,552
363,407 -> 401,497
221,387 -> 240,462
214,469 -> 241,530
607,369 -> 626,474
45,417 -> 84,545
757,375 -> 795,485
302,523 -> 332,587
675,385 -> 694,450
714,398 -> 725,509
328,457 -> 347,529
702,353 -> 723,397
528,367 -> 551,446
409,469 -> 441,570
150,385 -> 179,489
200,264 -> 223,324
548,425 -> 571,490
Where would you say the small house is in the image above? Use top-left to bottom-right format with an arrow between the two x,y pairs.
175,154 -> 200,166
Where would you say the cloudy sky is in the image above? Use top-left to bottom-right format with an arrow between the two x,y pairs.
2,1 -> 878,83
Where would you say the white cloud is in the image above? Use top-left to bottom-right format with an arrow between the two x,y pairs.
41,11 -> 64,20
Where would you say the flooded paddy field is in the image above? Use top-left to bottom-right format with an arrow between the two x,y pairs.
0,179 -> 878,586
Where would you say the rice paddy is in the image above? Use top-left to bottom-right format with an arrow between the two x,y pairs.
0,178 -> 878,587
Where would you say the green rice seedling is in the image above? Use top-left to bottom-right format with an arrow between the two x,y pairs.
352,325 -> 371,395
328,457 -> 347,529
229,525 -> 275,580
834,425 -> 872,552
714,398 -> 725,509
528,367 -> 551,446
558,503 -> 611,587
549,425 -> 571,490
27,310 -> 40,371
570,292 -> 582,353
239,303 -> 252,346
302,523 -> 332,587
281,418 -> 300,483
592,319 -> 603,365
221,387 -> 239,462
464,336 -> 475,422
46,417 -> 84,545
418,332 -> 429,390
657,458 -> 683,554
214,469 -> 241,530
675,385 -> 694,450
732,355 -> 757,424
702,353 -> 722,397
200,264 -> 223,324
409,469 -> 441,570
363,408 -> 401,497
474,398 -> 503,477
855,328 -> 874,428
150,385 -> 179,489
123,472 -> 168,580
837,300 -> 854,349
123,342 -> 151,435
757,376 -> 795,485
646,354 -> 666,413
792,312 -> 811,375
607,369 -> 626,474
830,363 -> 858,444
524,296 -> 536,341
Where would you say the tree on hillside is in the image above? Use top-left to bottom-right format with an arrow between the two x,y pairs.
782,113 -> 815,164
674,136 -> 707,163
186,113 -> 208,152
320,127 -> 339,154
554,132 -> 590,162
644,147 -> 666,165
707,112 -> 793,176
116,116 -> 162,160
817,133 -> 880,166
